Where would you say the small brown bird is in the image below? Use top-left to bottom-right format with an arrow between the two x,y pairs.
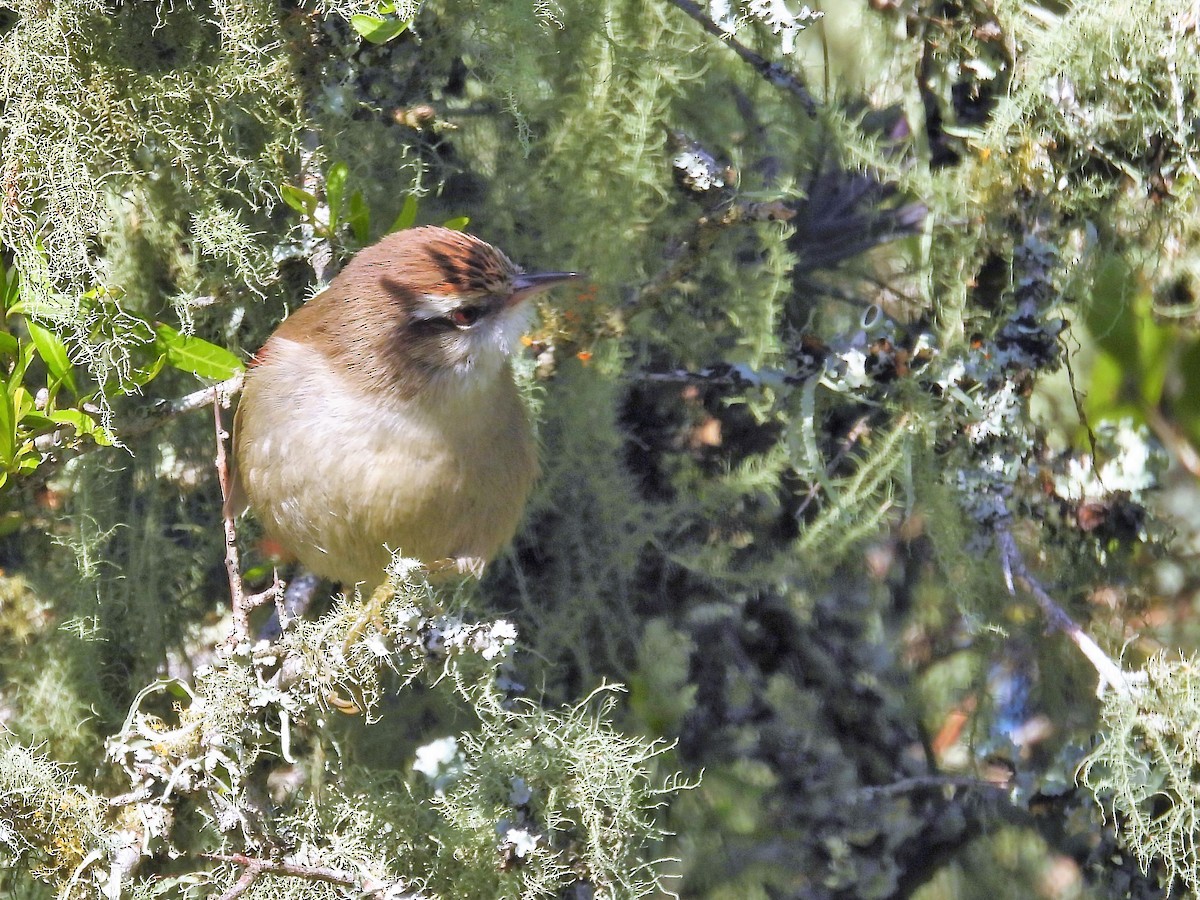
229,226 -> 577,586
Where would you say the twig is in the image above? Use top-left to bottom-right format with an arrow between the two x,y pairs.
212,398 -> 281,643
639,363 -> 794,389
993,514 -> 1132,697
1141,402 -> 1200,479
205,852 -> 412,900
215,865 -> 258,900
119,373 -> 245,440
851,775 -> 1010,803
157,373 -> 244,419
666,0 -> 819,116
794,413 -> 873,518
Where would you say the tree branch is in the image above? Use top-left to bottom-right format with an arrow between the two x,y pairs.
212,398 -> 281,643
993,512 -> 1132,697
665,0 -> 819,116
205,852 -> 417,900
851,774 -> 1010,803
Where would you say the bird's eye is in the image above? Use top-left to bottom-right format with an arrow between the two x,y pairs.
449,306 -> 483,328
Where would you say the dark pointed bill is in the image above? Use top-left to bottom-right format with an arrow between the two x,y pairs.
509,271 -> 580,304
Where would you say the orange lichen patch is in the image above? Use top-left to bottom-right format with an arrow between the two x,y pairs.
574,283 -> 600,304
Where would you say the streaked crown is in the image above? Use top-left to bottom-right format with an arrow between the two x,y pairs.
269,225 -> 577,399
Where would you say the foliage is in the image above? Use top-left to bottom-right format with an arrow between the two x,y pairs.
5,567 -> 674,898
0,0 -> 301,398
1081,655 -> 1200,895
0,0 -> 1198,898
0,742 -> 110,892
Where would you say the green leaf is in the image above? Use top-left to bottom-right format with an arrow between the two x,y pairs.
48,408 -> 114,446
154,324 -> 245,380
126,349 -> 169,389
325,162 -> 349,226
1084,256 -> 1142,370
26,319 -> 77,395
350,14 -> 409,44
8,341 -> 36,392
0,332 -> 19,359
14,449 -> 38,474
347,190 -> 371,245
281,183 -> 318,217
442,215 -> 470,232
389,195 -> 418,233
0,387 -> 14,467
12,386 -> 34,422
0,261 -> 17,314
18,411 -> 57,436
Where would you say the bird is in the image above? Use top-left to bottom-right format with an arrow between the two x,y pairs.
228,225 -> 578,588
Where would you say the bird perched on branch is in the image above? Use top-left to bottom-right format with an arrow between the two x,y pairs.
228,225 -> 577,587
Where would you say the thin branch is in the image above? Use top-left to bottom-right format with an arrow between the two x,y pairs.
204,852 -> 414,900
1141,401 -> 1200,479
157,373 -> 244,419
212,398 -> 281,643
851,775 -> 1010,803
122,373 -> 245,439
794,413 -> 873,518
215,864 -> 258,900
666,0 -> 819,116
639,363 -> 794,389
993,513 -> 1132,697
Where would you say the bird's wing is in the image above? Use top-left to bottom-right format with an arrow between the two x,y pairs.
223,398 -> 250,519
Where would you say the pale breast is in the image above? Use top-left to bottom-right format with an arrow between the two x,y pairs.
233,337 -> 538,586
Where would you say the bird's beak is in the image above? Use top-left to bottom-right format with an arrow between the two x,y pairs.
508,271 -> 581,306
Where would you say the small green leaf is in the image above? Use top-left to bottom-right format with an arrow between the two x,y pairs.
325,163 -> 349,226
347,190 -> 371,245
12,386 -> 33,422
0,262 -> 17,313
26,319 -> 77,395
350,14 -> 409,44
281,183 -> 319,217
48,408 -> 114,446
18,411 -> 57,435
0,510 -> 22,536
390,195 -> 419,233
8,341 -> 36,392
154,324 -> 245,380
442,215 -> 470,232
126,349 -> 169,389
0,388 -> 14,467
14,448 -> 38,473
0,332 -> 18,359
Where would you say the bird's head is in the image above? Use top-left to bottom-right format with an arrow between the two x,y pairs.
354,226 -> 577,383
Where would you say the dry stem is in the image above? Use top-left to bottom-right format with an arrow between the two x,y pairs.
993,513 -> 1131,697
206,852 -> 412,900
212,397 -> 281,643
666,0 -> 819,116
